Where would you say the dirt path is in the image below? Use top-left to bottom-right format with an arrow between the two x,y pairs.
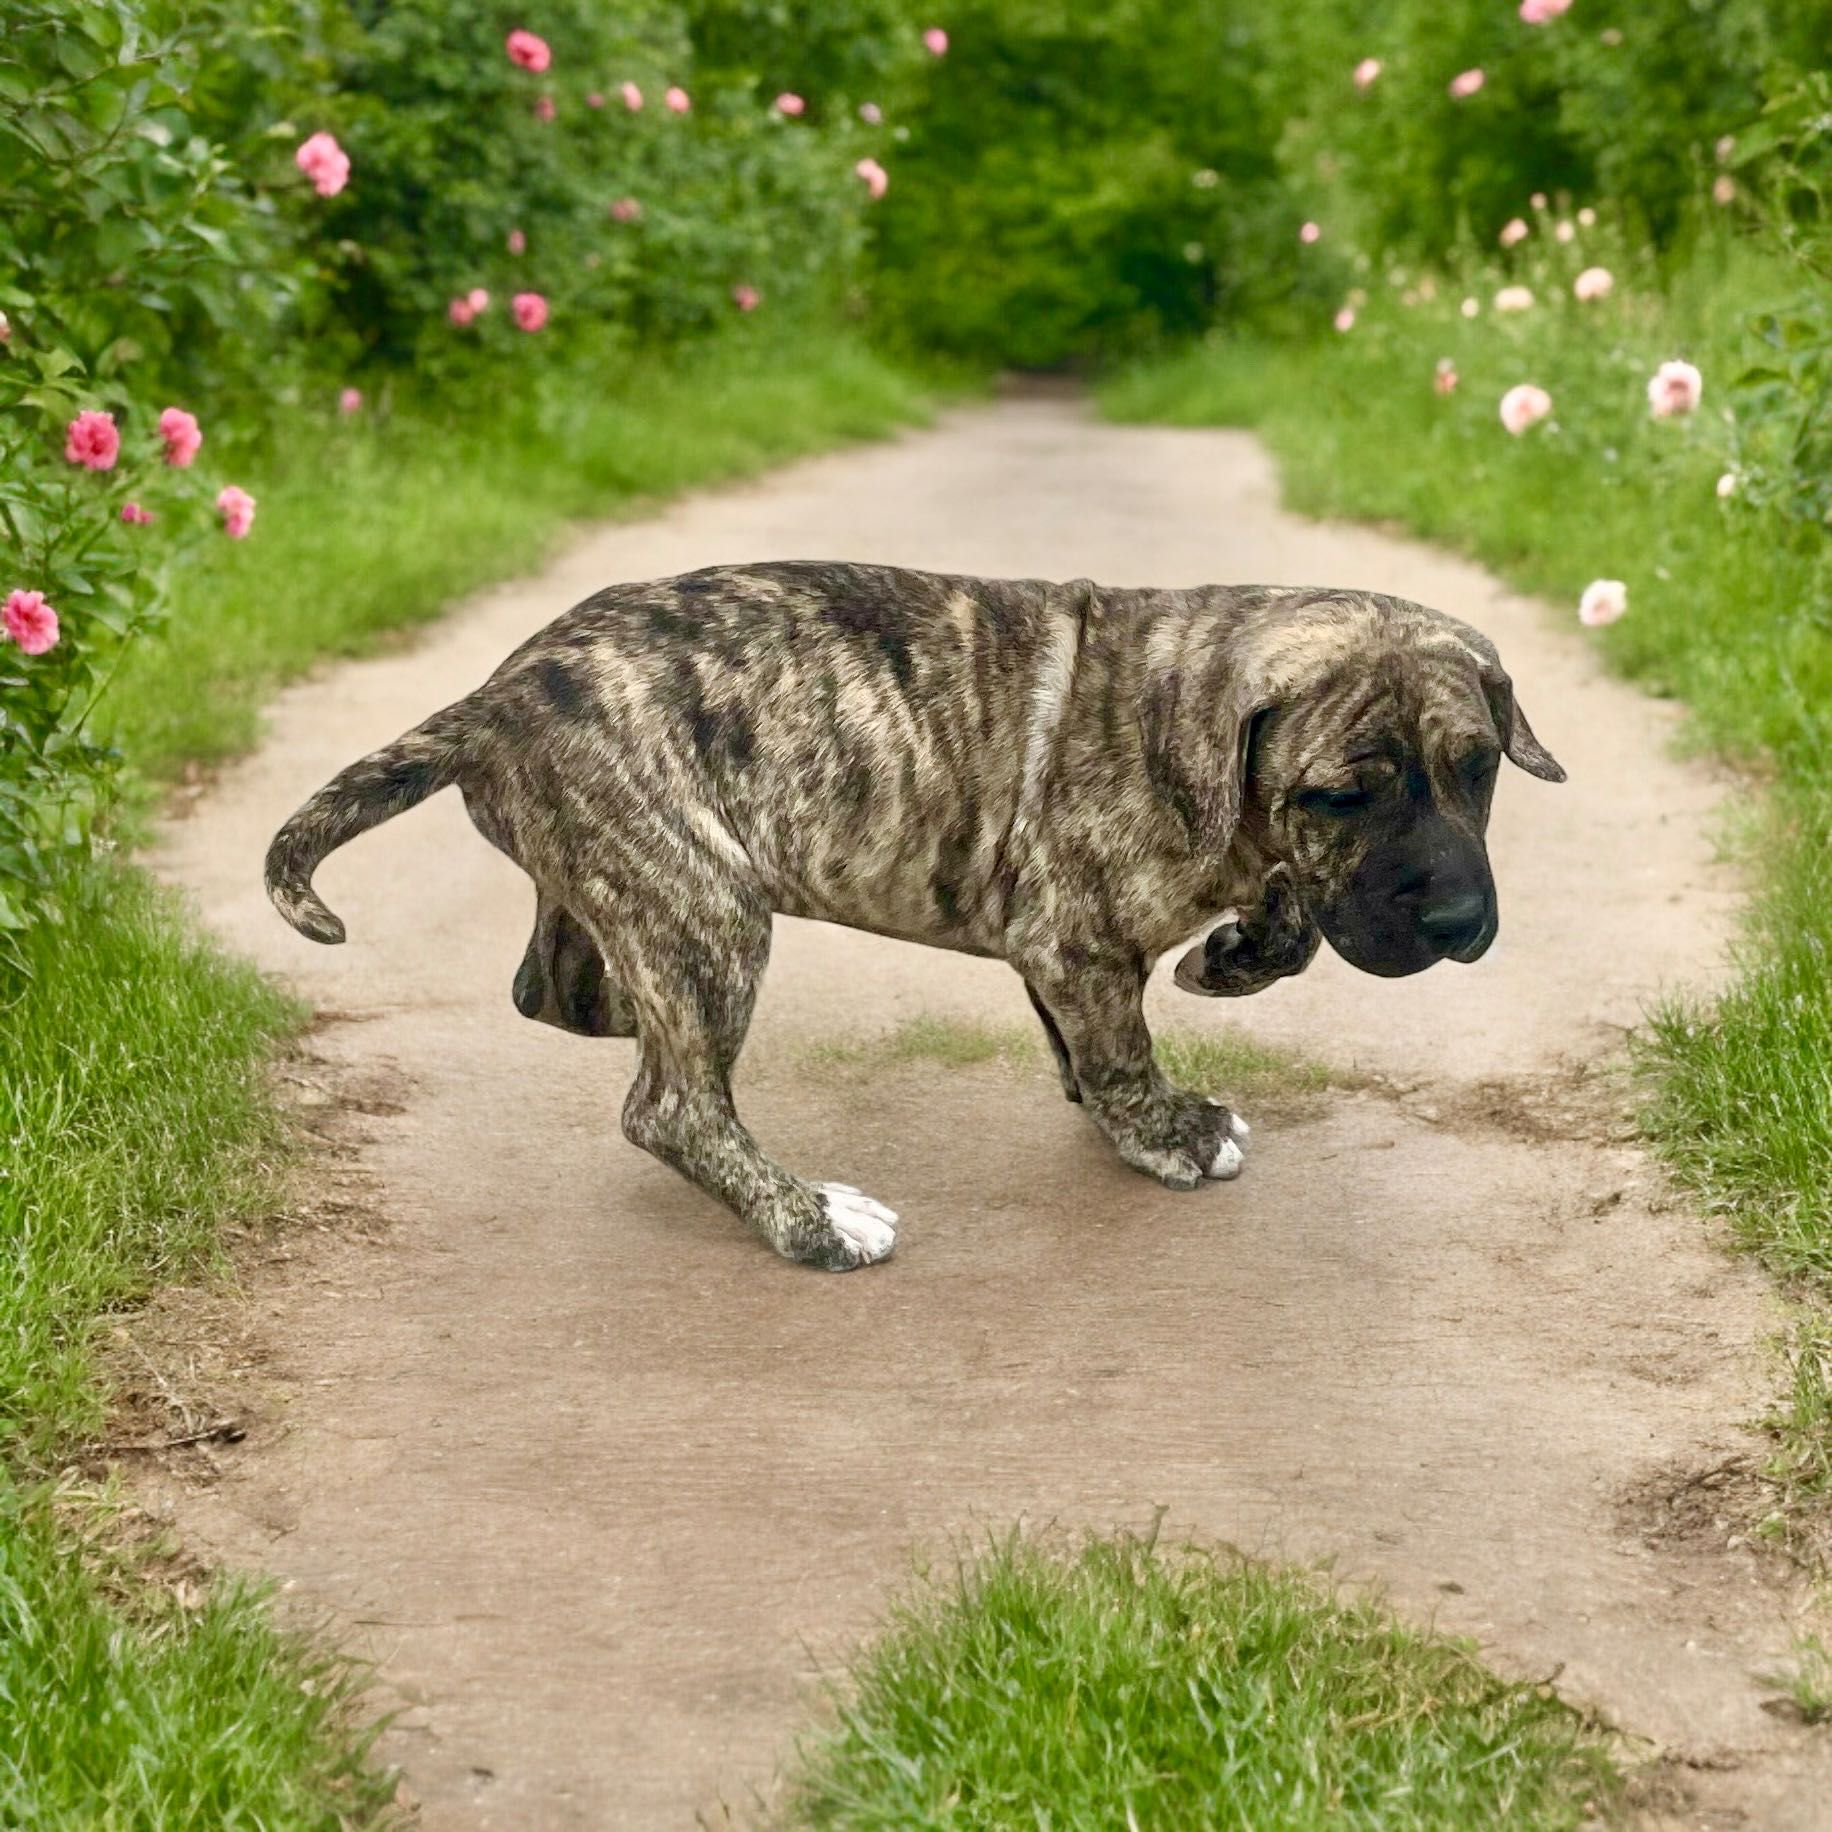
151,394 -> 1830,1825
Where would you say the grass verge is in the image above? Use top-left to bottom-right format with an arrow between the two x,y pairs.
1102,239 -> 1832,1536
3,327 -> 931,1820
781,1526 -> 1617,1828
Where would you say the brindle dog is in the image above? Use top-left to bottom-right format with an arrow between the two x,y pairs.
266,566 -> 1564,1270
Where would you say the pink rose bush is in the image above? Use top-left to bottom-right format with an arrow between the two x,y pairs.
1434,358 -> 1458,395
1299,221 -> 1321,245
4,589 -> 60,656
506,29 -> 551,73
1519,0 -> 1572,22
732,284 -> 760,312
295,132 -> 350,199
1334,306 -> 1356,333
923,27 -> 949,56
1499,217 -> 1529,248
609,197 -> 642,223
159,407 -> 202,467
1647,361 -> 1702,418
339,388 -> 364,416
620,82 -> 643,111
1494,285 -> 1535,313
1353,59 -> 1381,90
776,93 -> 805,117
1448,69 -> 1485,100
216,485 -> 256,539
512,292 -> 549,332
1573,266 -> 1613,301
64,411 -> 120,471
1499,384 -> 1553,435
119,501 -> 155,525
855,158 -> 889,201
1578,580 -> 1628,627
665,86 -> 690,114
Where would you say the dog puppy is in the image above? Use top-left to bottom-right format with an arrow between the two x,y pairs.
266,566 -> 1564,1270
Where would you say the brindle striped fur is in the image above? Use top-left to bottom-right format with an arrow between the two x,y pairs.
265,565 -> 1563,1270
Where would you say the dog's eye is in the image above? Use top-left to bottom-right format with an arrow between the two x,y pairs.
1298,785 -> 1374,816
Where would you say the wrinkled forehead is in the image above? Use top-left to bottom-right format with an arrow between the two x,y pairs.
1275,635 -> 1494,765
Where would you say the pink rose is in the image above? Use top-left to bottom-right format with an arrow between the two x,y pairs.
1493,285 -> 1535,312
1519,0 -> 1571,20
1647,360 -> 1702,419
294,131 -> 350,199
534,94 -> 556,122
448,298 -> 475,327
1353,58 -> 1381,90
64,410 -> 119,471
3,588 -> 59,655
621,81 -> 643,111
587,92 -> 604,108
468,288 -> 491,314
1498,217 -> 1529,248
776,92 -> 805,116
732,284 -> 760,312
1578,579 -> 1627,627
1448,68 -> 1485,99
1572,266 -> 1613,301
1333,306 -> 1356,333
1713,174 -> 1736,206
508,228 -> 526,255
0,310 -> 11,343
512,292 -> 549,332
1499,384 -> 1552,435
609,197 -> 642,223
854,157 -> 889,200
1434,358 -> 1458,395
158,406 -> 202,468
923,26 -> 948,55
216,485 -> 256,539
338,387 -> 363,416
506,29 -> 551,73
120,501 -> 155,525
664,85 -> 690,113
1299,220 -> 1320,244
859,101 -> 883,125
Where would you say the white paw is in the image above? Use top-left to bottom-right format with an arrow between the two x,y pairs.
1204,1138 -> 1245,1181
817,1183 -> 899,1269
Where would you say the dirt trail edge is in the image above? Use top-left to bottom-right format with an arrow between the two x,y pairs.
151,395 -> 1829,1826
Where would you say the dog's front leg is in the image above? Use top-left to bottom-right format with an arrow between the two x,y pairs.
1019,948 -> 1247,1191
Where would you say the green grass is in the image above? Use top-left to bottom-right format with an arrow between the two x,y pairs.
0,1481 -> 392,1828
781,1527 -> 1617,1829
1103,232 -> 1832,1523
1764,1633 -> 1832,1726
0,865 -> 300,1462
2,327 -> 933,1822
804,1015 -> 1041,1074
1155,1027 -> 1335,1105
108,329 -> 932,778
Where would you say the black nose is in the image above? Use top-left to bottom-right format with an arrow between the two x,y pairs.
1416,890 -> 1489,953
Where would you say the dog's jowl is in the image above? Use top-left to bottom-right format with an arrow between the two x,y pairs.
265,565 -> 1565,1270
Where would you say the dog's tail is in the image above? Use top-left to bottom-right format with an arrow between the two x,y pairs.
264,700 -> 473,944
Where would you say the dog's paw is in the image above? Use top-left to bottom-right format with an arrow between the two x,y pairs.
813,1183 -> 899,1270
1203,1102 -> 1249,1180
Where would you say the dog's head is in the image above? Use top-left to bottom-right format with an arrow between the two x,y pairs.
1143,590 -> 1565,978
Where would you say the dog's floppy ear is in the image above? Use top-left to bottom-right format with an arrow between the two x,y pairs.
1139,661 -> 1271,853
1446,617 -> 1566,783
1481,666 -> 1566,782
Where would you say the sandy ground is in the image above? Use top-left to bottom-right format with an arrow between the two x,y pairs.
148,395 -> 1832,1825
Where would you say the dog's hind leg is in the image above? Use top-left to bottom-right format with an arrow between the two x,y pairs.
583,882 -> 898,1271
1025,981 -> 1082,1103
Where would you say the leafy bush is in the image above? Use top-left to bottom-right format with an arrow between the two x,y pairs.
0,1 -> 295,942
865,0 -> 1298,368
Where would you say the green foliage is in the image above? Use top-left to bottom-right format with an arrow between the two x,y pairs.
0,1480 -> 392,1825
866,1 -> 1298,368
784,1527 -> 1616,1827
0,864 -> 297,1460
